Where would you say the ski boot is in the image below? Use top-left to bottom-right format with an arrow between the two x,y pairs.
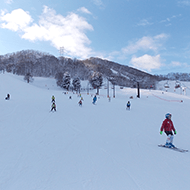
165,142 -> 175,148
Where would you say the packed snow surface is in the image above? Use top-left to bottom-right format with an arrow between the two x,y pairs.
1,73 -> 190,190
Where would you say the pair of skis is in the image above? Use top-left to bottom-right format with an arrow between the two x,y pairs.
158,144 -> 188,153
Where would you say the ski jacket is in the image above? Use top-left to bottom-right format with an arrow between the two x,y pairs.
52,104 -> 56,108
160,119 -> 175,132
93,96 -> 97,102
127,103 -> 130,107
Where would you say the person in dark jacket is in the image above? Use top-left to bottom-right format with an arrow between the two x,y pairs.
5,94 -> 10,100
126,101 -> 131,110
160,113 -> 177,148
51,102 -> 56,112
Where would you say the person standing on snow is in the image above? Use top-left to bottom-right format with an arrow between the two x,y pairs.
51,95 -> 55,102
78,100 -> 82,106
160,113 -> 177,148
92,95 -> 97,104
51,102 -> 56,112
126,101 -> 131,110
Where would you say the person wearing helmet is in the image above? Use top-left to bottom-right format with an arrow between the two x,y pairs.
126,101 -> 131,110
160,113 -> 177,148
78,100 -> 82,106
51,102 -> 56,112
52,95 -> 55,102
92,95 -> 97,104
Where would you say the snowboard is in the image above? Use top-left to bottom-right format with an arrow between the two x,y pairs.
158,144 -> 188,153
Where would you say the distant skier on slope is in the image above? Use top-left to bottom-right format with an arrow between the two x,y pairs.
51,95 -> 55,102
160,113 -> 177,148
78,100 -> 82,106
92,95 -> 97,104
126,101 -> 131,110
5,93 -> 10,100
50,102 -> 56,112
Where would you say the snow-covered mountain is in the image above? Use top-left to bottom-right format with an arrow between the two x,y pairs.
1,73 -> 190,190
0,50 -> 159,89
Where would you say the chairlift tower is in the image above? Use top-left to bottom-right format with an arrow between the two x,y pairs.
59,47 -> 64,57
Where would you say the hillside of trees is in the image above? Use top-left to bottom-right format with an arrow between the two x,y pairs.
0,50 -> 189,90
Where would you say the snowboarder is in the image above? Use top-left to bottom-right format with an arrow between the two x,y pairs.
51,102 -> 56,112
126,101 -> 131,110
51,95 -> 55,102
92,95 -> 97,104
5,94 -> 10,100
160,113 -> 177,148
78,100 -> 82,106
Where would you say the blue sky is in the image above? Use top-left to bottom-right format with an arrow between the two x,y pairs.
0,0 -> 190,74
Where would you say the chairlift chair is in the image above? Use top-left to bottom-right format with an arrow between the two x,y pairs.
164,82 -> 169,88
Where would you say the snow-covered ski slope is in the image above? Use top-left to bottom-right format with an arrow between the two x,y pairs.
1,73 -> 190,190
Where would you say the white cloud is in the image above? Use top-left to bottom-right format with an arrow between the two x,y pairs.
130,54 -> 162,72
92,0 -> 105,9
0,6 -> 94,59
178,0 -> 190,6
171,61 -> 189,67
122,34 -> 168,55
0,9 -> 33,31
137,19 -> 153,26
171,61 -> 181,66
5,0 -> 13,4
92,0 -> 103,6
77,7 -> 92,14
159,14 -> 182,25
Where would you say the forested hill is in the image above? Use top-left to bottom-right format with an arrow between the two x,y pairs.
0,50 -> 189,88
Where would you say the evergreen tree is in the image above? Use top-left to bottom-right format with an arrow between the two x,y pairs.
62,72 -> 71,90
89,72 -> 103,95
72,77 -> 81,93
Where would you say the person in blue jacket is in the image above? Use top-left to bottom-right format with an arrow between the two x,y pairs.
92,95 -> 97,104
126,101 -> 131,110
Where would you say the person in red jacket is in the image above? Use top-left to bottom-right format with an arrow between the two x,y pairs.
160,113 -> 177,148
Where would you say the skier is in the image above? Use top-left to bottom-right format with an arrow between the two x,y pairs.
92,95 -> 97,104
51,102 -> 56,112
78,100 -> 82,106
160,113 -> 177,148
126,101 -> 131,110
5,94 -> 10,100
51,95 -> 55,102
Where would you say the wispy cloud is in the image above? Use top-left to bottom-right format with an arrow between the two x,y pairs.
92,0 -> 105,8
0,6 -> 94,59
159,14 -> 182,26
170,61 -> 189,67
77,7 -> 92,15
177,0 -> 190,6
130,54 -> 162,72
137,19 -> 153,26
122,34 -> 168,55
5,0 -> 13,4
